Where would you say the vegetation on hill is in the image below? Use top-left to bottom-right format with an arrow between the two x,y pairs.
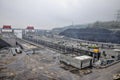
52,21 -> 120,34
59,28 -> 120,43
88,21 -> 120,29
51,25 -> 88,34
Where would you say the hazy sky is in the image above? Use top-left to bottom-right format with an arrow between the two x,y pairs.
0,0 -> 120,30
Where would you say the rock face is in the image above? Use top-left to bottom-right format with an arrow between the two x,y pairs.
59,28 -> 120,44
0,39 -> 11,49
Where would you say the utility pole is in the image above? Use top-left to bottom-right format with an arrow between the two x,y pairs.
72,21 -> 74,27
116,10 -> 120,22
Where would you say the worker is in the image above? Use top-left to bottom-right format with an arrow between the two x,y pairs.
93,48 -> 99,53
93,48 -> 101,61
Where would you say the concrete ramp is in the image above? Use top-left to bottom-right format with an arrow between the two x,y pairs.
0,39 -> 11,49
1,33 -> 17,47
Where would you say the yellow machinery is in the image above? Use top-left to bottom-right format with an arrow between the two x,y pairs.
93,49 -> 99,53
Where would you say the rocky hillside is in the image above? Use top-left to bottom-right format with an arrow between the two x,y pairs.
88,21 -> 120,29
51,25 -> 87,34
59,28 -> 120,44
52,21 -> 120,34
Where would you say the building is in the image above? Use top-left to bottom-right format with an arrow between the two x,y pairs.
25,26 -> 35,33
60,53 -> 93,69
1,25 -> 13,33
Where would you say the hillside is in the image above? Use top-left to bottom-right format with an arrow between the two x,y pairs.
88,21 -> 120,29
51,24 -> 88,34
51,21 -> 120,34
59,28 -> 120,44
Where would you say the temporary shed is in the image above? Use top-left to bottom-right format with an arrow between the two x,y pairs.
60,54 -> 93,69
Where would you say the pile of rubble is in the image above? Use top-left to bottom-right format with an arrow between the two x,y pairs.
113,73 -> 120,80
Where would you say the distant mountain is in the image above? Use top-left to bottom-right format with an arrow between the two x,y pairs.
51,24 -> 88,34
88,21 -> 120,29
59,28 -> 120,43
51,21 -> 120,34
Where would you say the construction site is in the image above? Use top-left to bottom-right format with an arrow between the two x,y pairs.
0,25 -> 120,80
